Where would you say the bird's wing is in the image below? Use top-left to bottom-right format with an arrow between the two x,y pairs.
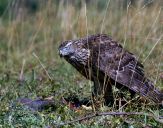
92,39 -> 162,103
94,43 -> 145,92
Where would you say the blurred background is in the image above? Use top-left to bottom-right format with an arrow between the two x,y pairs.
0,0 -> 163,127
0,0 -> 162,74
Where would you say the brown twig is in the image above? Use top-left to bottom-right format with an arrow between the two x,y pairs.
54,112 -> 163,126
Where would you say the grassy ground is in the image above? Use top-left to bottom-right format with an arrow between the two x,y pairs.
0,1 -> 163,127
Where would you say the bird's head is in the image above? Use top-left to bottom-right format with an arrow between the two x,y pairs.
58,34 -> 111,66
59,39 -> 90,66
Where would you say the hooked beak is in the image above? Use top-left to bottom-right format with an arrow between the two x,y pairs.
59,50 -> 62,57
58,48 -> 71,58
59,49 -> 64,58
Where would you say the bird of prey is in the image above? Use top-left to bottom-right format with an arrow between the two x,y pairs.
59,34 -> 163,105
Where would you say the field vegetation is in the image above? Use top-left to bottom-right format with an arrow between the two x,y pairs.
0,0 -> 163,127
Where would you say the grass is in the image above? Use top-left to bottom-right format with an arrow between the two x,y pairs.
0,0 -> 163,127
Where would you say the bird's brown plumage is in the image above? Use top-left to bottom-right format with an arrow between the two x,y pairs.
59,34 -> 163,105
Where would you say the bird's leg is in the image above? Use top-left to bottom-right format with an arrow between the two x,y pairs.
92,78 -> 102,98
103,83 -> 114,106
92,77 -> 114,106
129,89 -> 136,98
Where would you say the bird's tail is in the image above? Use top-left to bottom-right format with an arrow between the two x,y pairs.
141,79 -> 163,104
